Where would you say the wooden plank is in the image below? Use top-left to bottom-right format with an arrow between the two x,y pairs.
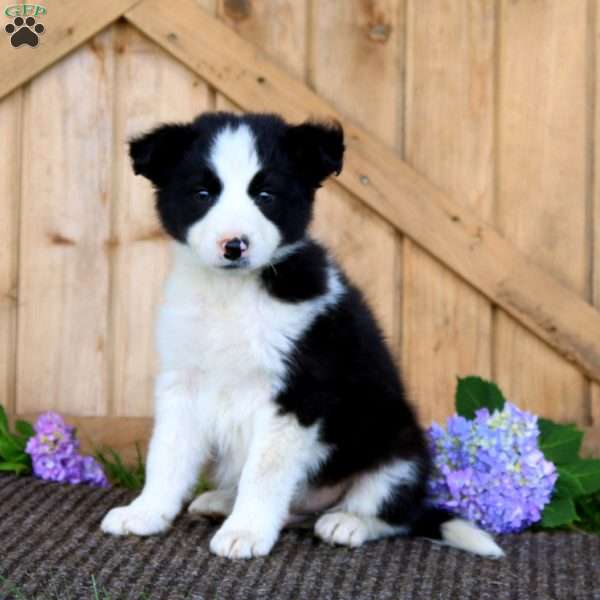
0,0 -> 141,100
593,0 -> 600,429
215,94 -> 240,112
494,0 -> 587,422
309,0 -> 403,358
125,0 -> 600,384
403,0 -> 495,423
215,0 -> 305,109
110,24 -> 213,417
17,30 -> 115,416
0,90 -> 21,417
309,0 -> 403,145
582,426 -> 600,458
219,0 -> 307,80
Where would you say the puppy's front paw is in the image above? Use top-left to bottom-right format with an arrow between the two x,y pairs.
315,511 -> 368,547
101,504 -> 172,536
209,526 -> 276,559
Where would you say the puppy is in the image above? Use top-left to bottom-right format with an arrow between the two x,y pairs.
101,112 -> 503,559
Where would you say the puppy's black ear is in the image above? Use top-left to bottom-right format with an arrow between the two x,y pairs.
285,120 -> 345,187
129,123 -> 196,186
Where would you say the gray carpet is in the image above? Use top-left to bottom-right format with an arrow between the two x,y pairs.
0,475 -> 598,600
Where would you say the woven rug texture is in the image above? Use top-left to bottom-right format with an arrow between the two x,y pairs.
0,475 -> 598,600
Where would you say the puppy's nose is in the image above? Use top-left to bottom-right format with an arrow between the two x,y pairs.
221,236 -> 249,261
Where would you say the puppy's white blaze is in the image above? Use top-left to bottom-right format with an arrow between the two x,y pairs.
186,124 -> 283,269
441,518 -> 504,558
209,124 -> 261,186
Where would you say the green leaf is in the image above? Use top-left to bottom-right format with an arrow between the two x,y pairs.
538,420 -> 583,465
455,376 -> 505,420
0,412 -> 34,478
8,452 -> 29,464
555,467 -> 585,498
560,459 -> 600,496
94,444 -> 146,491
0,436 -> 22,461
0,405 -> 8,433
8,432 -> 26,452
538,418 -> 579,434
15,420 -> 34,439
0,462 -> 30,476
575,493 -> 600,534
540,497 -> 579,528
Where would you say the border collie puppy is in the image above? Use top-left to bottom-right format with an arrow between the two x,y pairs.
101,112 -> 503,560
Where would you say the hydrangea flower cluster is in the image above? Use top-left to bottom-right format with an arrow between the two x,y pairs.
427,402 -> 557,534
25,412 -> 109,487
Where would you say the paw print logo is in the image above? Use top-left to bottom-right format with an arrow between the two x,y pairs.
5,16 -> 45,48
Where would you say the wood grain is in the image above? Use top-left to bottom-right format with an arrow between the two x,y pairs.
494,0 -> 588,421
126,0 -> 600,385
403,0 -> 495,423
593,0 -> 600,429
219,0 -> 307,80
309,0 -> 403,146
215,0 -> 305,111
309,0 -> 403,359
583,426 -> 600,458
0,90 -> 21,417
110,23 -> 213,417
214,0 -> 309,112
0,0 -> 141,100
16,31 -> 115,416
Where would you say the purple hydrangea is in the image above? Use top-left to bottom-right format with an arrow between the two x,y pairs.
79,455 -> 110,487
25,412 -> 109,488
427,403 -> 557,534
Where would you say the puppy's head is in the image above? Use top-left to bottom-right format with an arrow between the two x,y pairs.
130,112 -> 344,271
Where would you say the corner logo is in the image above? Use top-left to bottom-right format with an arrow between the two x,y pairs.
4,4 -> 46,48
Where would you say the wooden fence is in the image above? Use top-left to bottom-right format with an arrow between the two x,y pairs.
1,0 -> 599,457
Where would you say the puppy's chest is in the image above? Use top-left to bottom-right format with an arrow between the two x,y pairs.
158,274 -> 312,387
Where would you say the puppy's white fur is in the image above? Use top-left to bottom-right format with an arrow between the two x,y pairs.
440,519 -> 504,558
102,121 -> 503,560
102,152 -> 344,557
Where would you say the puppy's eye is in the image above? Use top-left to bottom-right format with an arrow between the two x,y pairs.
196,189 -> 211,200
257,191 -> 275,203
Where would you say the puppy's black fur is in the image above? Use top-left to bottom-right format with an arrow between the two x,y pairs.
264,238 -> 431,527
130,113 -> 343,245
130,112 -> 466,542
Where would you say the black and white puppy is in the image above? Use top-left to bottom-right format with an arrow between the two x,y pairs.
101,112 -> 503,559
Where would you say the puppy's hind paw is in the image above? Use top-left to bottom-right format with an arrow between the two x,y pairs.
188,489 -> 234,519
315,511 -> 368,547
101,505 -> 172,537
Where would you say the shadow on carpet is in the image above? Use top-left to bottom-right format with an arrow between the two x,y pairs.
0,475 -> 598,600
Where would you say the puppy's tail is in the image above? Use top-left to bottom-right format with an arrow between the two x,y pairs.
410,507 -> 504,558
